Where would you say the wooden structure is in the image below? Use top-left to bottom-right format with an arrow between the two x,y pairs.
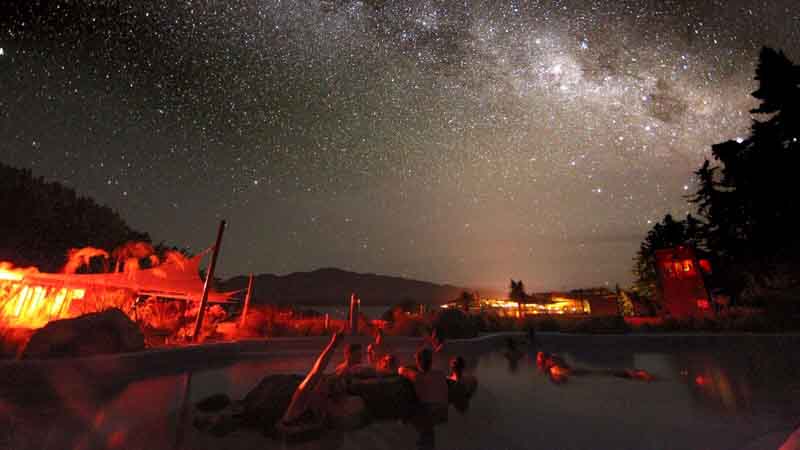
654,246 -> 712,318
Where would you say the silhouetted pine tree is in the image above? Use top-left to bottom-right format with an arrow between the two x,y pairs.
690,47 -> 800,298
455,290 -> 474,312
509,279 -> 526,317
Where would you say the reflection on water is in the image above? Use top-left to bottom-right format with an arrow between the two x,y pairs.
3,339 -> 800,450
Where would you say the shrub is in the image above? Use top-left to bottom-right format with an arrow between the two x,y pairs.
72,289 -> 136,316
559,316 -> 630,334
385,315 -> 426,337
432,309 -> 479,339
473,312 -> 518,333
730,313 -> 771,332
137,297 -> 185,331
695,317 -> 720,332
537,316 -> 561,332
656,317 -> 691,332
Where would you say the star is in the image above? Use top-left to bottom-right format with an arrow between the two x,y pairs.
0,0 -> 797,291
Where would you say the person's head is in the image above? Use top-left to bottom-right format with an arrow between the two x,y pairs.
415,348 -> 433,373
449,356 -> 466,379
344,343 -> 362,366
378,354 -> 397,373
536,351 -> 548,367
506,337 -> 516,350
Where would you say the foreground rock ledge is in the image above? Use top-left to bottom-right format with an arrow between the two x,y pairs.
194,373 -> 472,441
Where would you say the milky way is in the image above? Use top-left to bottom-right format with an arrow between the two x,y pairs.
1,1 -> 798,291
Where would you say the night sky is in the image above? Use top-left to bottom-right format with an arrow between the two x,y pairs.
1,1 -> 798,291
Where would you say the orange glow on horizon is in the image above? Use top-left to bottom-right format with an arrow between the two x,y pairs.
441,295 -> 591,316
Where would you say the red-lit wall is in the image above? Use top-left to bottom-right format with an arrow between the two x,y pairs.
654,246 -> 711,318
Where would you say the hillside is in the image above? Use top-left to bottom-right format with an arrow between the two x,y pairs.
0,162 -> 150,271
222,267 -> 467,306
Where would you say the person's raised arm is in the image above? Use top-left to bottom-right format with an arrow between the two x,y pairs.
420,328 -> 444,353
282,330 -> 342,423
300,330 -> 341,390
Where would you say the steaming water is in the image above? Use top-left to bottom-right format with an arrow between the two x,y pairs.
4,337 -> 800,450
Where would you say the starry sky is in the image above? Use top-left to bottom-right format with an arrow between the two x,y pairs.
1,1 -> 798,292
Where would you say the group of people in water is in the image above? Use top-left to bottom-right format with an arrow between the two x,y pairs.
532,346 -> 655,383
280,327 -> 476,449
496,336 -> 656,384
277,329 -> 655,449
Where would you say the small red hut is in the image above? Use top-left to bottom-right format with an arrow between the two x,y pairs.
654,246 -> 712,318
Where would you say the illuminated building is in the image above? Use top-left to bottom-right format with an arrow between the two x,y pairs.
654,246 -> 713,318
441,288 -> 621,317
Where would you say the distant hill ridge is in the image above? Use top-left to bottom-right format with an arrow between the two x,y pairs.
222,267 -> 468,306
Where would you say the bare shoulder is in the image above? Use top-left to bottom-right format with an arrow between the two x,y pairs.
398,366 -> 419,381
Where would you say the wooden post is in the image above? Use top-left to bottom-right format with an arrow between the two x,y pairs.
348,293 -> 359,335
239,274 -> 254,329
191,220 -> 226,342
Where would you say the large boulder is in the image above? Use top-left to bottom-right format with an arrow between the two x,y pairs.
195,372 -> 477,441
347,375 -> 417,420
195,393 -> 231,412
432,308 -> 479,339
20,308 -> 145,359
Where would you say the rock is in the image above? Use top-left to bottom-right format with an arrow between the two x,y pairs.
193,413 -> 238,437
347,375 -> 417,420
327,395 -> 366,430
239,374 -> 303,431
195,394 -> 231,412
20,308 -> 145,359
193,414 -> 215,432
208,414 -> 239,437
273,418 -> 327,444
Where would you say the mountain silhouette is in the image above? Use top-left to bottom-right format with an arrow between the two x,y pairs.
221,267 -> 467,306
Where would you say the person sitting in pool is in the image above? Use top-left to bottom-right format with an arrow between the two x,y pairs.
367,327 -> 391,365
281,332 -> 381,436
448,356 -> 477,390
280,331 -> 343,430
535,351 -> 655,383
335,342 -> 377,378
536,351 -> 573,383
419,327 -> 445,353
615,368 -> 656,381
373,353 -> 397,375
536,351 -> 570,372
447,356 -> 478,412
399,348 -> 449,449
